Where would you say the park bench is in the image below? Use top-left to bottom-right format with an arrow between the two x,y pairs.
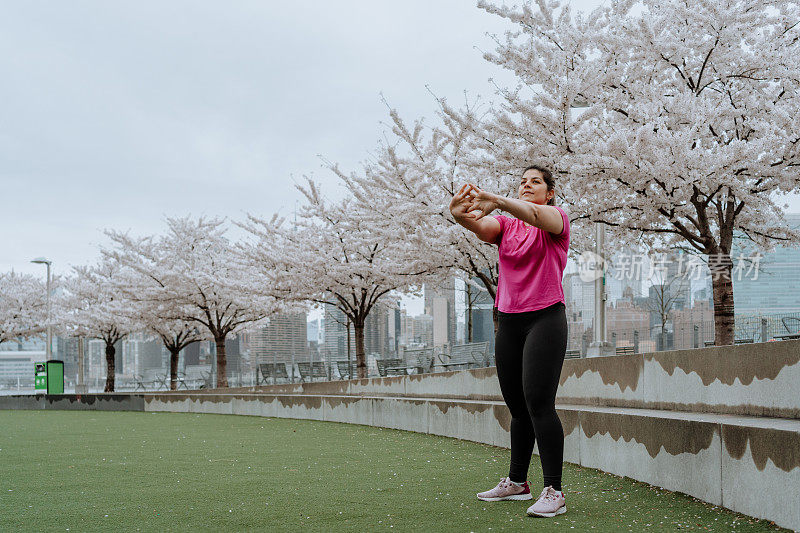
133,372 -> 188,391
416,349 -> 435,374
336,360 -> 356,380
154,372 -> 185,390
774,317 -> 800,340
615,346 -> 635,356
198,370 -> 214,389
416,353 -> 435,373
151,373 -> 168,390
703,338 -> 755,347
164,371 -> 189,390
257,363 -> 289,385
565,349 -> 581,359
133,374 -> 151,392
376,358 -> 408,377
297,362 -> 328,382
774,333 -> 800,340
399,347 -> 435,374
437,342 -> 489,371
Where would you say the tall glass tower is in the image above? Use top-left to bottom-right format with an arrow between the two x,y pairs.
732,213 -> 800,314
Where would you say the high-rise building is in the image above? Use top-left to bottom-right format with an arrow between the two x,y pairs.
87,339 -> 122,381
606,297 -> 650,350
425,280 -> 456,347
462,276 -> 495,347
307,319 -> 320,344
732,213 -> 800,314
562,272 -> 593,328
0,350 -> 42,387
249,313 -> 307,364
471,307 -> 495,348
136,335 -> 165,372
55,336 -> 80,382
606,251 -> 644,305
363,305 -> 389,358
672,300 -> 714,350
411,314 -> 433,346
221,336 -> 241,375
399,309 -> 415,347
183,341 -> 201,366
660,251 -> 693,311
387,301 -> 401,355
323,305 -> 351,361
320,301 -> 397,361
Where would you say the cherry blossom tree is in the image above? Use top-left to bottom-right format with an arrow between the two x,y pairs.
104,216 -> 278,388
238,180 -> 435,378
474,0 -> 800,345
59,261 -> 137,392
334,104 -> 502,304
336,97 -> 614,337
0,272 -> 47,344
125,297 -> 207,391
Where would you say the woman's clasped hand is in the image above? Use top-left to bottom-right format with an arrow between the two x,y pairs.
450,183 -> 500,221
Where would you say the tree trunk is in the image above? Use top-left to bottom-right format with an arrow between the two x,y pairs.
169,347 -> 181,391
710,254 -> 735,346
353,320 -> 367,379
466,282 -> 473,343
104,341 -> 115,393
215,336 -> 229,388
346,317 -> 352,378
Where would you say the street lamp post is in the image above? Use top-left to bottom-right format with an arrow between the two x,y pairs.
587,223 -> 613,357
568,102 -> 614,357
30,257 -> 52,360
76,336 -> 87,394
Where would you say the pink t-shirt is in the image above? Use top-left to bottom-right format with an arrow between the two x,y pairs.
493,206 -> 570,313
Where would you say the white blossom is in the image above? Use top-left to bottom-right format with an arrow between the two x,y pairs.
238,178 -> 435,378
0,271 -> 48,344
58,260 -> 138,392
104,216 -> 281,388
477,0 -> 800,344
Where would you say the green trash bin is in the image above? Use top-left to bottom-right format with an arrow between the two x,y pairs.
34,360 -> 64,395
46,360 -> 64,394
34,362 -> 47,393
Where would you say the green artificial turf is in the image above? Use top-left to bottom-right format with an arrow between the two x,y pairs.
0,410 -> 787,532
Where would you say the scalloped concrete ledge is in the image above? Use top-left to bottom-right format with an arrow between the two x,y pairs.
243,339 -> 800,419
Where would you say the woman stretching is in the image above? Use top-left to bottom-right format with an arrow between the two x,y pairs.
449,165 -> 570,518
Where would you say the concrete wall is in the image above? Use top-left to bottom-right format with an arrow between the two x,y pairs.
249,339 -> 800,419
559,341 -> 800,419
2,341 -> 799,530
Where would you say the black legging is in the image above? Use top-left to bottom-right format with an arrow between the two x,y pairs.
495,302 -> 568,490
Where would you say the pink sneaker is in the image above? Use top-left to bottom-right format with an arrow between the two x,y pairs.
476,477 -> 532,501
527,486 -> 566,517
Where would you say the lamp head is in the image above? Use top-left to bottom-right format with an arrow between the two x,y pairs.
30,257 -> 52,265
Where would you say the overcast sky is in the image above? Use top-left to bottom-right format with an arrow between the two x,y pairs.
0,0 -> 543,317
4,1 -> 798,316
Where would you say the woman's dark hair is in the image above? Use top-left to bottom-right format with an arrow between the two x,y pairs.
522,165 -> 556,205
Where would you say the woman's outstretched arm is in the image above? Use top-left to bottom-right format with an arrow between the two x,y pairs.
466,185 -> 563,236
449,183 -> 502,243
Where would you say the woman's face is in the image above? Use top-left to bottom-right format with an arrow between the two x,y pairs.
518,169 -> 553,205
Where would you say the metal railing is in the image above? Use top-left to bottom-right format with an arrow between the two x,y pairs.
565,311 -> 800,356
